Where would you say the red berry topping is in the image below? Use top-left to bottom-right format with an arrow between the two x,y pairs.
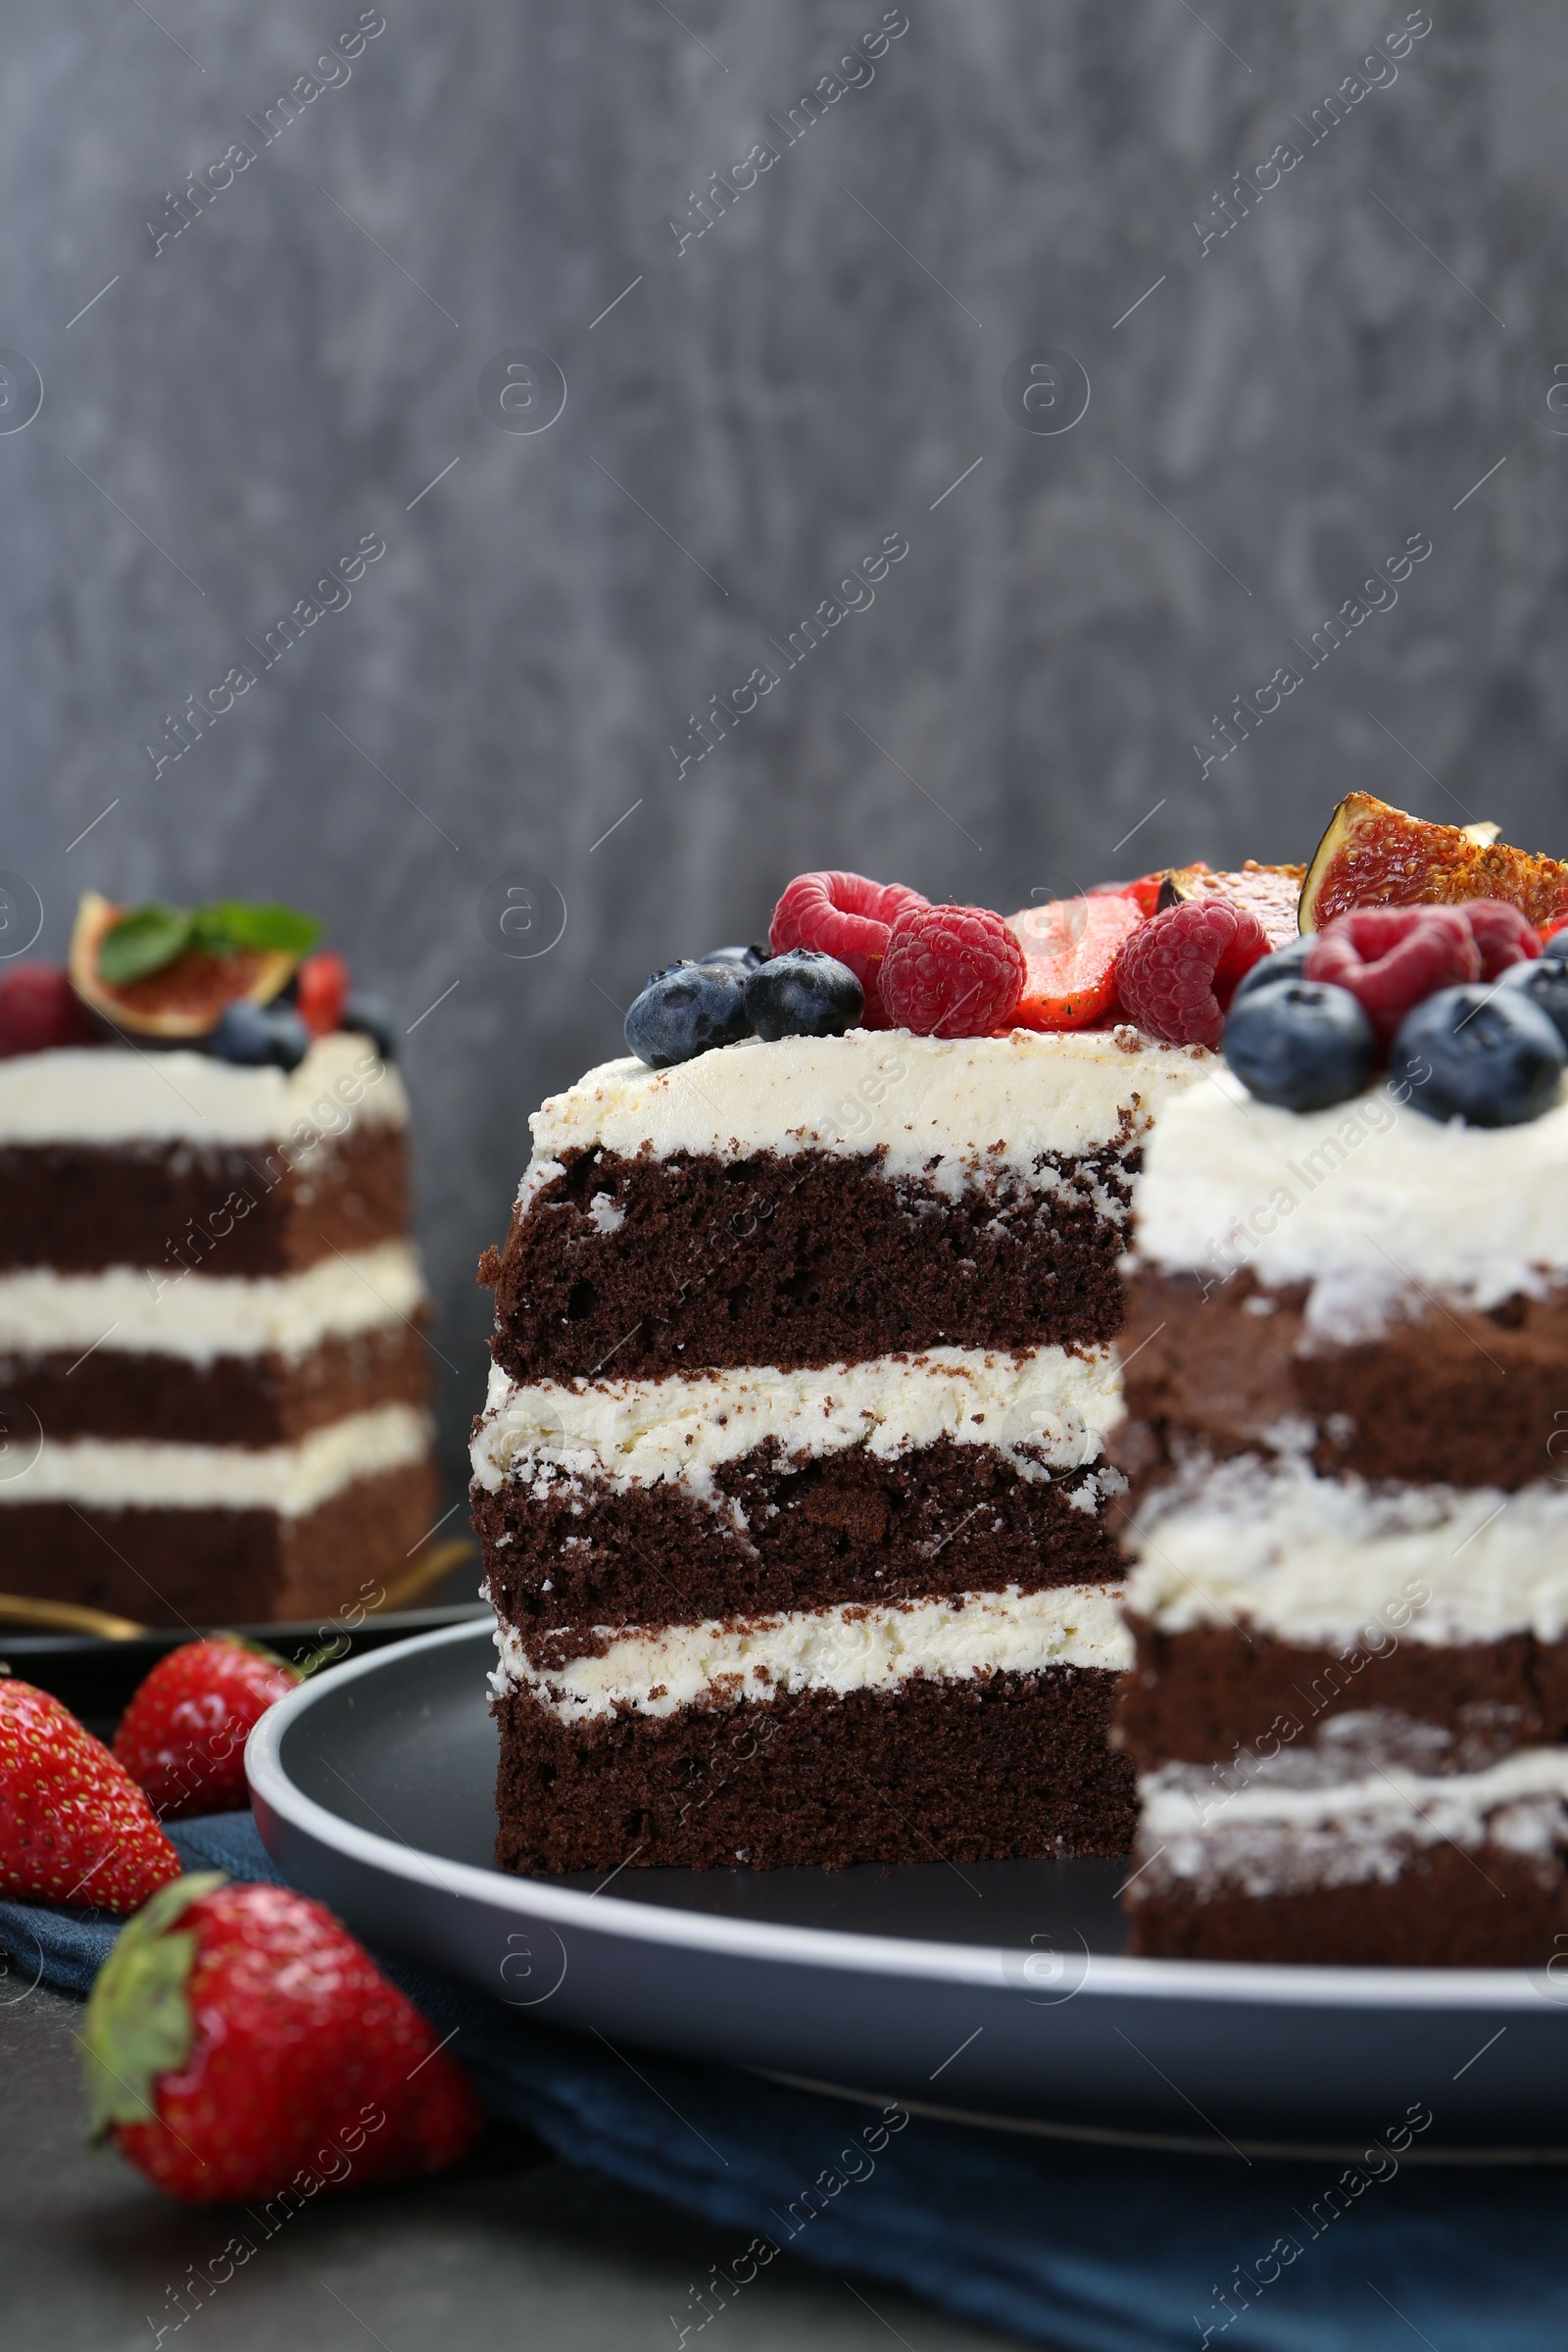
1455,899 -> 1542,981
115,1638 -> 303,1821
295,949 -> 350,1037
1114,899 -> 1270,1049
1009,895 -> 1144,1030
0,1678 -> 180,1913
85,1876 -> 483,2203
769,871 -> 929,1029
0,965 -> 100,1057
1304,906 -> 1482,1048
880,904 -> 1026,1038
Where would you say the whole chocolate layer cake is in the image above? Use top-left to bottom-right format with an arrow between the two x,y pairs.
0,1033 -> 438,1625
474,1023 -> 1210,1875
1113,1061 -> 1568,1964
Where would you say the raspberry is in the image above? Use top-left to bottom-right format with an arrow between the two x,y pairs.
1455,899 -> 1542,981
1113,899 -> 1269,1049
879,904 -> 1026,1038
0,966 -> 100,1057
1304,906 -> 1481,1049
769,871 -> 929,1029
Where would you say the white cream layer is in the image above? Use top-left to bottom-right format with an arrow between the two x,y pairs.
469,1346 -> 1124,1503
1124,1455 -> 1568,1647
517,1029 -> 1212,1210
1130,1063 -> 1568,1336
0,1034 -> 406,1148
491,1581 -> 1132,1721
1139,1747 -> 1568,1893
0,1243 -> 425,1365
0,1403 -> 430,1514
1143,1744 -> 1568,1837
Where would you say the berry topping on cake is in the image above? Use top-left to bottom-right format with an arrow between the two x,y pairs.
69,893 -> 321,1041
697,943 -> 769,970
1007,895 -> 1143,1030
341,990 -> 397,1059
0,965 -> 101,1057
1228,935 -> 1311,1008
1112,898 -> 1269,1049
879,904 -> 1026,1038
1455,899 -> 1543,981
1390,984 -> 1567,1128
769,871 -> 929,1029
744,949 -> 863,1041
114,1638 -> 306,1821
1304,906 -> 1481,1049
1153,861 -> 1304,951
1223,977 -> 1378,1111
624,961 -> 752,1067
1501,951 -> 1568,1046
295,949 -> 351,1036
1299,791 -> 1568,931
211,999 -> 311,1071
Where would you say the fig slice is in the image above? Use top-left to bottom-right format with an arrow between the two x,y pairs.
1298,793 -> 1568,933
1153,860 -> 1304,951
69,892 -> 299,1040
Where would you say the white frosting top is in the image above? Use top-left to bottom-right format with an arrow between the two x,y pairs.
0,1034 -> 406,1147
0,1402 -> 430,1513
468,1346 -> 1124,1502
517,1029 -> 1212,1208
0,1243 -> 425,1365
1131,1064 -> 1568,1328
1125,1455 -> 1568,1645
490,1580 -> 1132,1720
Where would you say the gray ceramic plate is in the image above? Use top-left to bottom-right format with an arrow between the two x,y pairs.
248,1619 -> 1568,2160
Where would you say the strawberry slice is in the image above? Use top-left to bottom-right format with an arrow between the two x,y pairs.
1006,896 -> 1145,1030
1087,870 -> 1183,918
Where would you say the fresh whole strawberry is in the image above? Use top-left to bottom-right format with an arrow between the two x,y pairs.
84,1875 -> 483,2203
115,1638 -> 305,1821
1114,898 -> 1269,1049
769,871 -> 929,1028
296,949 -> 351,1037
1305,906 -> 1482,1049
1009,895 -> 1144,1030
0,965 -> 101,1057
880,904 -> 1026,1038
0,1678 -> 179,1913
1454,899 -> 1542,982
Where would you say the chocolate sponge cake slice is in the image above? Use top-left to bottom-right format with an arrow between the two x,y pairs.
475,1024 -> 1212,1874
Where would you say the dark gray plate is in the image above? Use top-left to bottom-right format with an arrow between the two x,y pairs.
249,1620 -> 1568,2160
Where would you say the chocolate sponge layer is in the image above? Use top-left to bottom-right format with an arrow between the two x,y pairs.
476,1433 -> 1122,1649
494,1665 -> 1135,1874
482,1146 -> 1137,1383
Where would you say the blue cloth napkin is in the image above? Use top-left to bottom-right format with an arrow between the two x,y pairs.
3,1811 -> 1565,2352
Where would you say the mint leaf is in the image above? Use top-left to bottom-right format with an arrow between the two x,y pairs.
193,901 -> 322,958
97,904 -> 194,985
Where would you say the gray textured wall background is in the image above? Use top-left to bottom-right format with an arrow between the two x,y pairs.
4,0 -> 1565,1502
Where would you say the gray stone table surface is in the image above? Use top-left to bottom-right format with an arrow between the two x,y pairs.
2,1984 -> 1019,2351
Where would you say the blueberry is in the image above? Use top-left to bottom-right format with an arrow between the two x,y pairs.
341,991 -> 398,1060
624,962 -> 752,1068
1223,979 -> 1377,1111
1228,935 -> 1312,1010
697,943 -> 770,970
211,999 -> 311,1072
744,950 -> 864,1042
1390,984 -> 1567,1127
1501,954 -> 1568,1048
